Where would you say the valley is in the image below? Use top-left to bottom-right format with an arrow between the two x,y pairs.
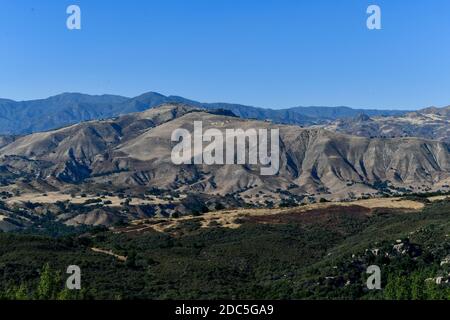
0,96 -> 448,301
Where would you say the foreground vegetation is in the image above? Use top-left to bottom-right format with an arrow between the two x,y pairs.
0,199 -> 449,300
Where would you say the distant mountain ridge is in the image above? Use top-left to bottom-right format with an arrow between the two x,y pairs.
0,92 -> 409,135
320,106 -> 450,143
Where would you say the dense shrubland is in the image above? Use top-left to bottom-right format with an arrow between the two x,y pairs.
0,200 -> 449,300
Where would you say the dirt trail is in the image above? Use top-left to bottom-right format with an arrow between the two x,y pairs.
91,247 -> 127,262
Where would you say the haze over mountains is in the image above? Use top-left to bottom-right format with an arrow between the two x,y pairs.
0,92 -> 408,135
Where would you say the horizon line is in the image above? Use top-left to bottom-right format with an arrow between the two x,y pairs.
3,90 -> 444,112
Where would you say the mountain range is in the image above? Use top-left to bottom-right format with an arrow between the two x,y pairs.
0,92 -> 408,135
0,104 -> 448,204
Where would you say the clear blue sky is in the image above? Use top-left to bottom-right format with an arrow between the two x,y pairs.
1,0 -> 450,109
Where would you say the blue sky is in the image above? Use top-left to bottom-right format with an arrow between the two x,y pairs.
1,0 -> 450,109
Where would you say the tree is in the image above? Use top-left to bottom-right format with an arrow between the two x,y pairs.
3,284 -> 30,300
36,263 -> 62,300
410,272 -> 424,300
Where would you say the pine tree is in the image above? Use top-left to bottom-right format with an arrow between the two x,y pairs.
36,263 -> 62,300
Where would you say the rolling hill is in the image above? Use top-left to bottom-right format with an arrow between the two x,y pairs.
0,104 -> 448,203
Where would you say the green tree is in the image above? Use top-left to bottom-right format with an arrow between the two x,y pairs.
410,272 -> 424,300
4,284 -> 30,300
424,281 -> 441,300
36,263 -> 62,300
